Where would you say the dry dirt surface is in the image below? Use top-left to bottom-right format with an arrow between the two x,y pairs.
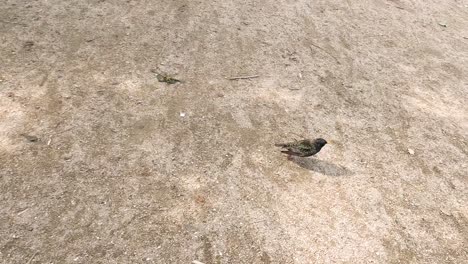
1,0 -> 468,263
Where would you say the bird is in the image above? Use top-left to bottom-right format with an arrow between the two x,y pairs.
156,73 -> 181,84
275,138 -> 327,158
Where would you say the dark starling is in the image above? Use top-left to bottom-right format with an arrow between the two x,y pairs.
156,74 -> 181,84
275,138 -> 327,157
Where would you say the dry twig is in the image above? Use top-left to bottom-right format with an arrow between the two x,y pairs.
309,43 -> 341,65
226,75 -> 259,80
26,252 -> 38,264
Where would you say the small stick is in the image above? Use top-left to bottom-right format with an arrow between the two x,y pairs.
26,252 -> 38,264
309,43 -> 341,65
192,261 -> 205,264
39,72 -> 49,87
226,75 -> 259,80
17,208 -> 29,215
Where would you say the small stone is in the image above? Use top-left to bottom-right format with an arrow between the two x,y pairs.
180,112 -> 186,117
21,134 -> 38,142
408,148 -> 415,155
23,41 -> 34,51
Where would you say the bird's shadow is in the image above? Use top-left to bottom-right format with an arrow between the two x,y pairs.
291,157 -> 354,176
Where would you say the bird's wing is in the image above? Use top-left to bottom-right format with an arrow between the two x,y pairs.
275,141 -> 296,148
291,141 -> 316,156
276,139 -> 308,148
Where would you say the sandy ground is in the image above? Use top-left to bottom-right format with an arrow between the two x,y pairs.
1,0 -> 468,263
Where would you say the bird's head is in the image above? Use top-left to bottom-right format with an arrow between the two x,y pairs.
314,138 -> 328,148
